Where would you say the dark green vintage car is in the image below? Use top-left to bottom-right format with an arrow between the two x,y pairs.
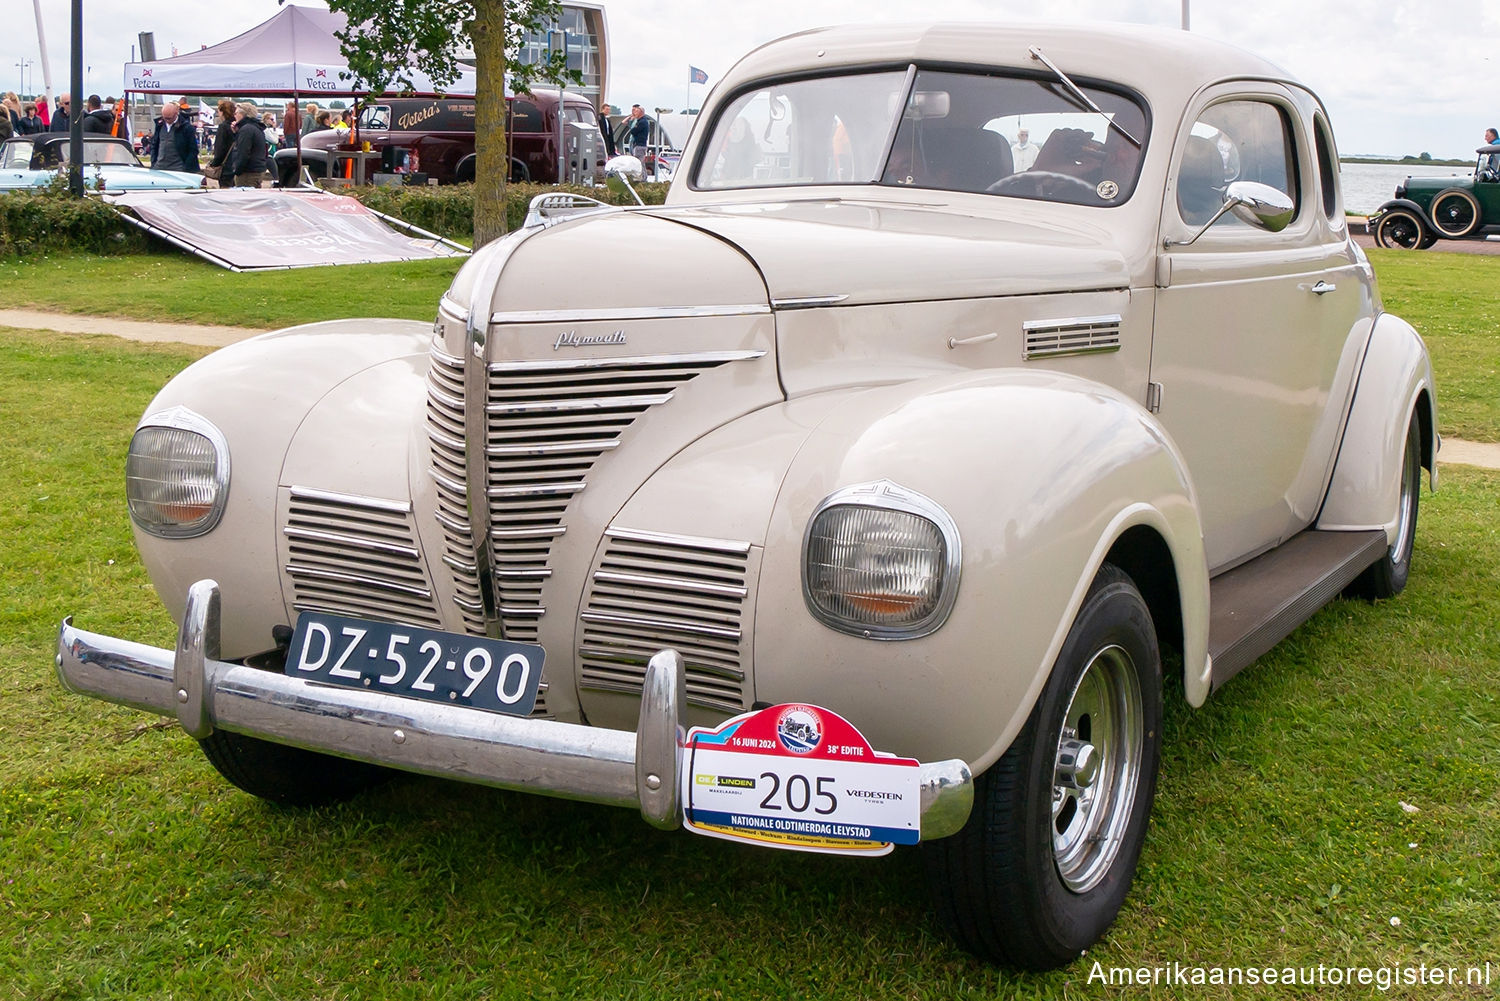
1371,144 -> 1500,248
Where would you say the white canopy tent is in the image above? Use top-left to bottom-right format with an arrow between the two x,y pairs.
123,6 -> 477,98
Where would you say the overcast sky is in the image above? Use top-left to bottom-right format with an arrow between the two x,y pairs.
7,0 -> 1494,159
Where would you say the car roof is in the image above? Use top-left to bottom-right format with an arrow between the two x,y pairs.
718,21 -> 1298,108
34,134 -> 133,149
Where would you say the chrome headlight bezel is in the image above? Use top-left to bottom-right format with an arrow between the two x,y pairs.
126,406 -> 231,539
800,480 -> 962,641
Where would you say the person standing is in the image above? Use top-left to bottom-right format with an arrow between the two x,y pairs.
3,93 -> 21,137
281,100 -> 300,148
302,102 -> 319,136
81,95 -> 114,135
49,95 -> 72,132
225,102 -> 268,188
626,104 -> 650,160
107,97 -> 130,141
1011,128 -> 1039,171
598,102 -> 616,157
205,99 -> 236,182
149,100 -> 199,173
18,101 -> 42,135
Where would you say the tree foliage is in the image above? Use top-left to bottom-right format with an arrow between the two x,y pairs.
317,0 -> 577,245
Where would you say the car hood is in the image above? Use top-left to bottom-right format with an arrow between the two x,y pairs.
651,199 -> 1131,305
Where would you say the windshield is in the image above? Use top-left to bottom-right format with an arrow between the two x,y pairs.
360,105 -> 391,130
2,141 -> 32,169
694,68 -> 1149,207
41,140 -> 142,168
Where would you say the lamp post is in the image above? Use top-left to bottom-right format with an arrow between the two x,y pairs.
1182,0 -> 1190,30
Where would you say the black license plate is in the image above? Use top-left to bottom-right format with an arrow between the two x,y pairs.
285,611 -> 543,717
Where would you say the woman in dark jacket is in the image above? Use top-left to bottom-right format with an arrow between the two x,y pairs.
206,99 -> 236,181
225,103 -> 269,188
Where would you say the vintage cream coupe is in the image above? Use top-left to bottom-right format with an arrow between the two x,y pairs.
57,23 -> 1436,969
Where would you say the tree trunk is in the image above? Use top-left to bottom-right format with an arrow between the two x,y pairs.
471,0 -> 508,246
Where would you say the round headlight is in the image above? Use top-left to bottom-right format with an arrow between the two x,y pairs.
802,480 -> 961,640
126,407 -> 230,538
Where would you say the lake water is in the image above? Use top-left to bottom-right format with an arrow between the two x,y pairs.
1340,162 -> 1472,215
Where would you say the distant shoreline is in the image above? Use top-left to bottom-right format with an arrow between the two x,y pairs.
1341,157 -> 1471,168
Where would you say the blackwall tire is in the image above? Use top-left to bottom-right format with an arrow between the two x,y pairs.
198,730 -> 390,808
1373,208 -> 1430,250
1347,415 -> 1421,600
923,564 -> 1163,970
1428,188 -> 1481,238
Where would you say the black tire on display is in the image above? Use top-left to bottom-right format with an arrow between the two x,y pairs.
923,564 -> 1163,970
1427,188 -> 1481,238
1347,415 -> 1421,600
198,729 -> 390,808
1373,208 -> 1431,250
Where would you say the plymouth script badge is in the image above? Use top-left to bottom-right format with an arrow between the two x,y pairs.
681,703 -> 921,856
553,329 -> 627,350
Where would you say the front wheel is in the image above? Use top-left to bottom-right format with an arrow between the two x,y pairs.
924,564 -> 1162,970
1347,415 -> 1422,600
198,729 -> 390,807
1373,208 -> 1432,250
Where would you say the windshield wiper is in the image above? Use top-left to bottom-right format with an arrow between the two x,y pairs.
1027,45 -> 1141,148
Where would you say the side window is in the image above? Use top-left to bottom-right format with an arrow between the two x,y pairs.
1313,116 -> 1339,218
510,100 -> 543,135
1177,99 -> 1299,227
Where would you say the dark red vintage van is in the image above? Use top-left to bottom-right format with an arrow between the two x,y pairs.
275,88 -> 603,186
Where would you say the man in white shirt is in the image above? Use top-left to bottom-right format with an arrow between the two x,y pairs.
1011,128 -> 1039,171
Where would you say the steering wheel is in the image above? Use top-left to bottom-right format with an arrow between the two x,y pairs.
987,171 -> 1099,200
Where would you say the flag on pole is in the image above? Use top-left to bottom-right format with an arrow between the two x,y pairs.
689,65 -> 709,85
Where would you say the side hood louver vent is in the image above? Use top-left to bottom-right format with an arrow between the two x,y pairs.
1022,314 -> 1122,360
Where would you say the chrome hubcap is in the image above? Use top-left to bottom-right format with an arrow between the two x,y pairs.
1391,427 -> 1420,562
1052,644 -> 1143,893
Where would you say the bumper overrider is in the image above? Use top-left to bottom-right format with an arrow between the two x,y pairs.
56,580 -> 974,840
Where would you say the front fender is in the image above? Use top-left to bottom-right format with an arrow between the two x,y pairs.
132,318 -> 433,656
1371,197 -> 1429,221
1318,311 -> 1437,537
746,371 -> 1209,772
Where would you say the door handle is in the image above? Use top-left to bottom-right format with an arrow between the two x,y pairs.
1300,280 -> 1337,295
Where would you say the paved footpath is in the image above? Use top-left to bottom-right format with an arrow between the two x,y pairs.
5,308 -> 1500,470
0,308 -> 268,349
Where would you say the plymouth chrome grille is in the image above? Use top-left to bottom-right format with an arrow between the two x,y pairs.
284,487 -> 444,629
427,348 -> 488,635
481,351 -> 761,645
1022,314 -> 1122,360
580,528 -> 751,714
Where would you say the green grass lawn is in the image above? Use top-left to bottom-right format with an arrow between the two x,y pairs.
1367,248 -> 1500,443
0,251 -> 464,329
2,324 -> 1499,998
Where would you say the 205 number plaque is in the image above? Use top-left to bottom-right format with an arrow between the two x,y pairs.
285,611 -> 543,717
681,703 -> 921,856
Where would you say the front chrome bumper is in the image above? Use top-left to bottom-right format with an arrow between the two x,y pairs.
56,580 -> 974,840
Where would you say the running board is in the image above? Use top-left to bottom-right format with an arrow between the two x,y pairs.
1208,529 -> 1388,691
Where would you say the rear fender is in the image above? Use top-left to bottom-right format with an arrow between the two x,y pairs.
1318,312 -> 1437,537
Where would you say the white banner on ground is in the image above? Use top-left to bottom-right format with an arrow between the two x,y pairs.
109,189 -> 469,270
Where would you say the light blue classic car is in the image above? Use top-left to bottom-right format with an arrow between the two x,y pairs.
0,135 -> 203,192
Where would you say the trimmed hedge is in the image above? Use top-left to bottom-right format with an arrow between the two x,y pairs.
0,183 -> 152,257
1,179 -> 671,258
337,180 -> 670,242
